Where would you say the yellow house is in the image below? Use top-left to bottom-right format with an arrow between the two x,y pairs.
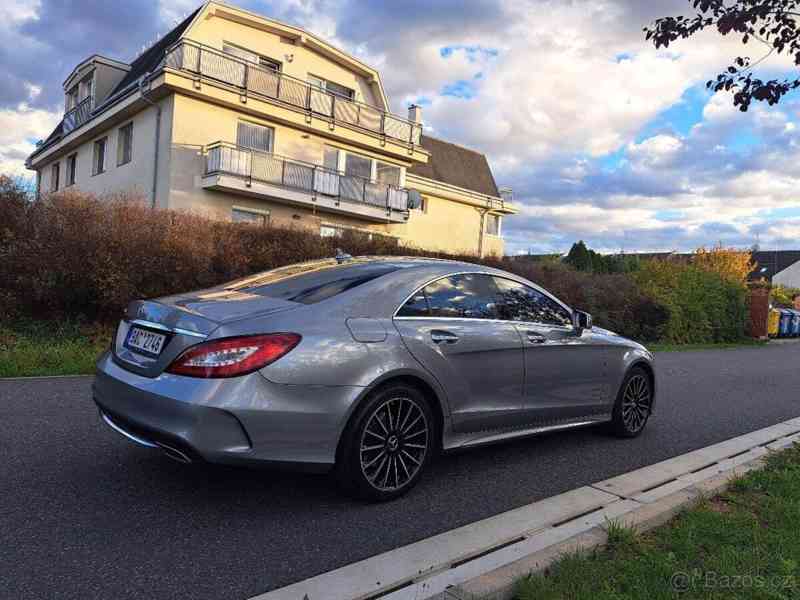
26,1 -> 517,256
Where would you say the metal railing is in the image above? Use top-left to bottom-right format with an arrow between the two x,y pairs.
165,40 -> 422,146
63,96 -> 93,134
204,141 -> 410,215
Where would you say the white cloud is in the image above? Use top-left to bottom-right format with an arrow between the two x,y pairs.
627,135 -> 683,169
0,0 -> 40,23
0,104 -> 60,175
157,0 -> 198,27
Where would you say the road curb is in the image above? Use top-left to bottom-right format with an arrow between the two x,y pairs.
445,457 -> 769,600
0,374 -> 94,382
252,417 -> 800,600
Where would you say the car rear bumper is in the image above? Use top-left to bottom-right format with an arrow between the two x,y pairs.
93,351 -> 363,471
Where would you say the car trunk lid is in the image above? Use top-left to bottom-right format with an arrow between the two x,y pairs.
112,291 -> 299,377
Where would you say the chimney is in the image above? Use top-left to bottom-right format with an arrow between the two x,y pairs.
408,104 -> 422,124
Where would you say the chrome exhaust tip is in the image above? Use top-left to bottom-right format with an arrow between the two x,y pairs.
157,442 -> 193,464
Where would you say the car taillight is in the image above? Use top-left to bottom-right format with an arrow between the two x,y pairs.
166,333 -> 301,378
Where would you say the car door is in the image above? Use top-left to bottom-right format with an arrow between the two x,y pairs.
492,276 -> 608,425
393,273 -> 525,433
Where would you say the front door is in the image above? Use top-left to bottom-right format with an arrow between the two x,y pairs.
492,277 -> 608,425
393,273 -> 525,433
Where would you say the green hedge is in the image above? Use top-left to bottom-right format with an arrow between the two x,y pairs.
633,260 -> 747,344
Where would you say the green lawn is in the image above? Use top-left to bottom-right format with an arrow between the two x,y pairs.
0,320 -> 113,377
649,339 -> 769,352
516,445 -> 800,599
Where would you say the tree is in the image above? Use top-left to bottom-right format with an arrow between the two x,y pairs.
565,240 -> 593,271
693,243 -> 756,284
644,1 -> 800,111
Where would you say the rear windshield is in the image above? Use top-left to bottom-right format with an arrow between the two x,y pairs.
224,259 -> 405,305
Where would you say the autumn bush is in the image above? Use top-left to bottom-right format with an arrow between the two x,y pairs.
1,182 -> 678,342
633,259 -> 748,344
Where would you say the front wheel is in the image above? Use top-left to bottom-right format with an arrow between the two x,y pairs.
609,366 -> 653,438
336,383 -> 434,501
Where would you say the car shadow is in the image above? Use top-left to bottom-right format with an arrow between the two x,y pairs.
119,421 -> 624,508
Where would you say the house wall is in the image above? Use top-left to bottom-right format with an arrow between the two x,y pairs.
392,175 -> 506,256
774,260 -> 800,289
36,96 -> 174,206
390,192 -> 504,256
36,90 -> 507,256
165,94 -> 507,255
187,10 -> 381,108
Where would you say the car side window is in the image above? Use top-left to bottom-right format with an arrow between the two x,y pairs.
396,291 -> 430,317
397,274 -> 501,319
422,274 -> 499,319
492,277 -> 572,327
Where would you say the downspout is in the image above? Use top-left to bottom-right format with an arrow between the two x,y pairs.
139,76 -> 161,209
475,207 -> 489,258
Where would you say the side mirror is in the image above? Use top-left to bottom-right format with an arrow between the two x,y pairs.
573,310 -> 592,331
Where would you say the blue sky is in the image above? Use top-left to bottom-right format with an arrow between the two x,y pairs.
2,0 -> 799,254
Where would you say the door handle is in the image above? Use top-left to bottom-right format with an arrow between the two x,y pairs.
526,331 -> 547,344
431,330 -> 459,344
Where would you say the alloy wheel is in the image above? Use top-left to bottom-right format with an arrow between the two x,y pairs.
359,396 -> 429,492
621,374 -> 651,433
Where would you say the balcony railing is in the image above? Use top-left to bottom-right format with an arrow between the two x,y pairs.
63,96 -> 93,135
165,40 -> 422,146
205,142 -> 410,214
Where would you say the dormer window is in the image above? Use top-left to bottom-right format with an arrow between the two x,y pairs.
223,42 -> 281,72
66,87 -> 78,111
65,72 -> 94,113
308,75 -> 355,101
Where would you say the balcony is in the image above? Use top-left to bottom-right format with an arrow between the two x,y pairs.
164,40 -> 422,147
203,142 -> 410,223
63,96 -> 93,135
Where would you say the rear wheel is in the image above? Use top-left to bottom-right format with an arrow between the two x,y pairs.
336,383 -> 434,501
610,366 -> 652,437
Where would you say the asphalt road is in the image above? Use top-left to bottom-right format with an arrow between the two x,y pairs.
3,343 -> 800,600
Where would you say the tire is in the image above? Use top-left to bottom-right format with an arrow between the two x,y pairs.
336,383 -> 435,501
609,366 -> 653,438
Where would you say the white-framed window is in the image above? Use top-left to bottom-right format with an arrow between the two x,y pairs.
65,87 -> 78,111
344,153 -> 371,179
237,121 -> 274,153
66,154 -> 77,186
322,145 -> 404,185
223,42 -> 281,71
320,224 -> 343,238
232,206 -> 270,226
486,214 -> 502,236
323,146 -> 340,171
92,137 -> 107,175
308,74 -> 355,101
117,122 -> 133,166
78,73 -> 94,102
417,196 -> 428,213
50,162 -> 60,192
375,160 -> 401,186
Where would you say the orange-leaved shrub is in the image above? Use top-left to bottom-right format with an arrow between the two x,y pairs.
1,184 -> 668,341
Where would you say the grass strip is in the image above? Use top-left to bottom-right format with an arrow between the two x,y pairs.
516,444 -> 800,599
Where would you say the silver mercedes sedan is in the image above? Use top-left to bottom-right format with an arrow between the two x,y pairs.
94,255 -> 655,500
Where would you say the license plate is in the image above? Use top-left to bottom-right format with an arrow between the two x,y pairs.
125,326 -> 167,356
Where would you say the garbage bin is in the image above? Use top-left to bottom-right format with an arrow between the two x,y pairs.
779,309 -> 794,337
768,308 -> 781,338
791,309 -> 800,337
